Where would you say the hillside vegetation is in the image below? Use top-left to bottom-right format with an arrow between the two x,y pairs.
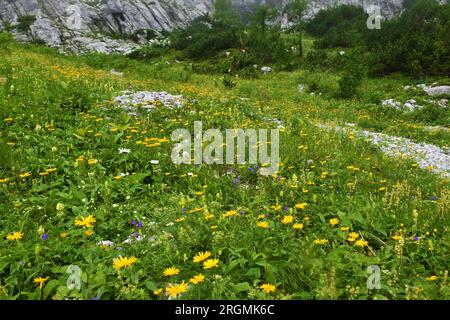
0,0 -> 449,300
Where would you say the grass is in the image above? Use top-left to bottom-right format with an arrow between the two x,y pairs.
0,40 -> 449,300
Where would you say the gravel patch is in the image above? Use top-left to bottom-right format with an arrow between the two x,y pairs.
318,123 -> 450,178
114,91 -> 184,115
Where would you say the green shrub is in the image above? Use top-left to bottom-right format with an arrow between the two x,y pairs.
16,15 -> 36,32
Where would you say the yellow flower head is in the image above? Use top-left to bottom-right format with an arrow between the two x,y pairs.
88,159 -> 98,166
203,258 -> 219,269
347,232 -> 359,242
19,172 -> 32,179
260,283 -> 276,294
293,223 -> 304,230
282,215 -> 294,224
329,218 -> 340,226
163,267 -> 180,277
165,281 -> 188,299
33,276 -> 49,289
6,231 -> 23,241
314,239 -> 329,245
223,210 -> 237,218
193,251 -> 212,263
391,235 -> 402,241
189,274 -> 205,285
257,221 -> 269,229
340,226 -> 350,231
153,288 -> 163,296
355,240 -> 368,247
75,215 -> 96,228
113,256 -> 137,270
294,202 -> 308,210
271,205 -> 281,212
426,275 -> 438,281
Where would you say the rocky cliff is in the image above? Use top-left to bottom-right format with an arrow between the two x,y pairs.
0,0 -> 407,53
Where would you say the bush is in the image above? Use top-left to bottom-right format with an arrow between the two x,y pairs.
338,74 -> 361,99
306,5 -> 367,49
368,0 -> 450,77
16,15 -> 36,32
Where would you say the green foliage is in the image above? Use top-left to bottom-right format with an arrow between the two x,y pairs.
306,5 -> 367,49
126,46 -> 167,61
368,0 -> 450,77
306,1 -> 450,78
171,15 -> 239,59
222,74 -> 237,89
16,15 -> 36,32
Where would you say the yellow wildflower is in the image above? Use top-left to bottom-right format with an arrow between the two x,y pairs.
260,283 -> 276,294
193,251 -> 211,263
203,259 -> 219,269
113,256 -> 137,270
189,274 -> 205,285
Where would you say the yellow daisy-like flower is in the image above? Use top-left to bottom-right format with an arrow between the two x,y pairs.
6,231 -> 23,241
391,235 -> 402,241
189,274 -> 205,285
260,283 -> 276,294
204,214 -> 214,220
163,267 -> 180,277
347,232 -> 359,242
0,178 -> 9,184
340,226 -> 350,231
295,202 -> 308,210
113,256 -> 137,270
203,258 -> 219,269
314,239 -> 329,245
193,251 -> 212,263
329,218 -> 339,226
355,240 -> 368,247
426,275 -> 438,281
282,215 -> 294,224
153,288 -> 163,296
165,281 -> 188,299
270,205 -> 281,212
33,276 -> 49,289
75,215 -> 96,228
175,217 -> 185,222
88,159 -> 98,166
84,230 -> 93,236
257,221 -> 269,229
223,210 -> 237,218
293,223 -> 304,230
19,172 -> 32,179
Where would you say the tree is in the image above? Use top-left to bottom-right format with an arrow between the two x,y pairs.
284,0 -> 308,56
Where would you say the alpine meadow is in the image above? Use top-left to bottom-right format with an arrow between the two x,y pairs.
0,0 -> 449,301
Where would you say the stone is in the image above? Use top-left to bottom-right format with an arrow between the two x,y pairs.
261,66 -> 272,74
423,86 -> 450,97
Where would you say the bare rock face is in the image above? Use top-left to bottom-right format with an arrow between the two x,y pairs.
0,0 -> 432,53
0,0 -> 213,53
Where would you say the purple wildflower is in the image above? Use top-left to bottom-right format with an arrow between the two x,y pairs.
41,233 -> 48,241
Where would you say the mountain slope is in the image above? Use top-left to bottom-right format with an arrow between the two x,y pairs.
0,0 -> 406,53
